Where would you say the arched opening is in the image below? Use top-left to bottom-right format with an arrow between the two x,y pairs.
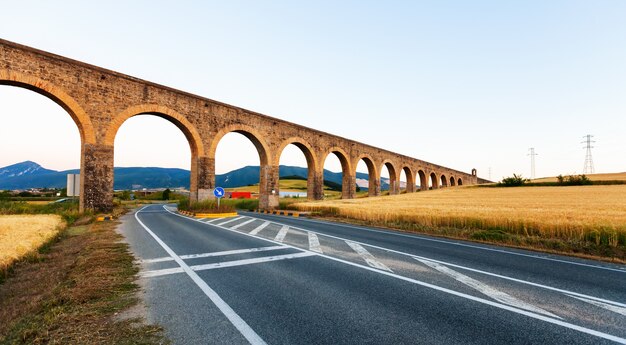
277,140 -> 315,201
401,167 -> 415,193
114,115 -> 192,200
356,157 -> 378,197
440,174 -> 449,188
399,168 -> 407,193
0,73 -> 95,211
418,169 -> 427,191
381,161 -> 398,195
0,85 -> 81,201
458,178 -> 463,186
450,176 -> 456,186
214,131 -> 267,202
323,149 -> 351,199
429,172 -> 438,189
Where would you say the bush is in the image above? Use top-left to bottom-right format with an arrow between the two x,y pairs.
497,174 -> 528,187
556,174 -> 592,186
177,199 -> 235,213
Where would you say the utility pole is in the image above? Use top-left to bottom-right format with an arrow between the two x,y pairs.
528,148 -> 538,179
582,135 -> 595,174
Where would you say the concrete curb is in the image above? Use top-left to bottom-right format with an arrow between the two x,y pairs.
254,209 -> 309,218
178,210 -> 238,218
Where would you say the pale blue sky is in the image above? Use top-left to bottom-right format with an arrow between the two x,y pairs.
1,1 -> 625,181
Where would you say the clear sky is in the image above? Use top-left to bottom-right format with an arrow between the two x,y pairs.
1,1 -> 625,181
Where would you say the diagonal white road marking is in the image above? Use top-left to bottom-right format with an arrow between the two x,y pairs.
216,216 -> 245,226
308,232 -> 323,253
346,241 -> 392,272
136,207 -> 266,345
141,252 -> 316,278
416,258 -> 561,319
165,207 -> 626,344
231,218 -> 256,230
206,217 -> 225,223
141,246 -> 285,263
568,295 -> 626,316
274,225 -> 289,242
249,221 -> 270,235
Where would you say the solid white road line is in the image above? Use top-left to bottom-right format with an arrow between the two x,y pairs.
142,252 -> 315,278
274,225 -> 289,243
136,207 -> 266,345
141,246 -> 287,263
216,216 -> 245,226
231,218 -> 256,230
568,295 -> 626,316
417,258 -> 560,319
164,207 -> 626,344
260,215 -> 626,309
308,232 -> 323,253
249,221 -> 270,235
272,215 -> 626,273
345,241 -> 392,272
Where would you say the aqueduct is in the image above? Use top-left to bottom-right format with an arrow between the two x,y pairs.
0,39 -> 484,212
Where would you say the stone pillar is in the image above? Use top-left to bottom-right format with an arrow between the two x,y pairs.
406,174 -> 416,193
369,174 -> 380,197
343,172 -> 356,199
80,143 -> 114,213
309,166 -> 324,200
259,164 -> 280,209
191,156 -> 214,201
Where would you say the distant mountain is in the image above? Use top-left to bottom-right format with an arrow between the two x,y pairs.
0,161 -> 389,190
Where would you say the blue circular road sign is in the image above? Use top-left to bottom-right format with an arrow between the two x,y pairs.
213,187 -> 225,198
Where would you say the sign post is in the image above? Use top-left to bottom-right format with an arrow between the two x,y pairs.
213,187 -> 225,209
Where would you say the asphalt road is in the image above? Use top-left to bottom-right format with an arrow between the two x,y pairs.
118,205 -> 626,345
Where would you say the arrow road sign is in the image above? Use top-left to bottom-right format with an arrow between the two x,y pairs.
214,187 -> 225,198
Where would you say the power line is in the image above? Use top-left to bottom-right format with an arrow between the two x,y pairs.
582,135 -> 595,174
528,148 -> 538,179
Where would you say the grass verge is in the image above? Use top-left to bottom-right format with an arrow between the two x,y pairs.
0,213 -> 165,344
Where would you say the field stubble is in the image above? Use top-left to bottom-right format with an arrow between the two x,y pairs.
294,185 -> 626,260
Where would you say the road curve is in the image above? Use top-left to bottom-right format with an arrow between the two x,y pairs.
117,205 -> 626,345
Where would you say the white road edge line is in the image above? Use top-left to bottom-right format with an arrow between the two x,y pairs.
308,232 -> 323,253
257,214 -> 626,308
254,213 -> 626,274
165,206 -> 626,344
345,241 -> 392,272
249,221 -> 270,235
274,225 -> 289,242
142,252 -> 315,278
416,258 -> 561,319
141,246 -> 286,263
136,207 -> 267,345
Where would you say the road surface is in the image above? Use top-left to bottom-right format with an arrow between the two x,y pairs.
117,205 -> 626,344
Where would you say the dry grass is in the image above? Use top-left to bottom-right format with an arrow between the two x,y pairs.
0,215 -> 64,272
532,172 -> 626,183
294,185 -> 626,259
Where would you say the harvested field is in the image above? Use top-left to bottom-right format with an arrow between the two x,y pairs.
0,214 -> 64,271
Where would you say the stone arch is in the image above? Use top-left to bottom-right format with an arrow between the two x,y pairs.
440,174 -> 449,187
417,169 -> 428,191
355,154 -> 379,197
275,137 -> 318,200
458,178 -> 463,186
208,124 -> 270,165
105,104 -> 204,156
430,172 -> 439,189
450,176 -> 456,186
0,70 -> 96,144
381,160 -> 399,195
401,166 -> 416,193
322,147 -> 353,199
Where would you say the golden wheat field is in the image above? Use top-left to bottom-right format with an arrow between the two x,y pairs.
0,215 -> 64,270
532,172 -> 626,183
294,185 -> 626,246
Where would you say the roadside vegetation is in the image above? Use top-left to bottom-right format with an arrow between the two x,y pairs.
293,185 -> 626,261
0,199 -> 165,343
491,173 -> 626,187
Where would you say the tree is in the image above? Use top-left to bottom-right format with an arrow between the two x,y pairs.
162,188 -> 171,200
